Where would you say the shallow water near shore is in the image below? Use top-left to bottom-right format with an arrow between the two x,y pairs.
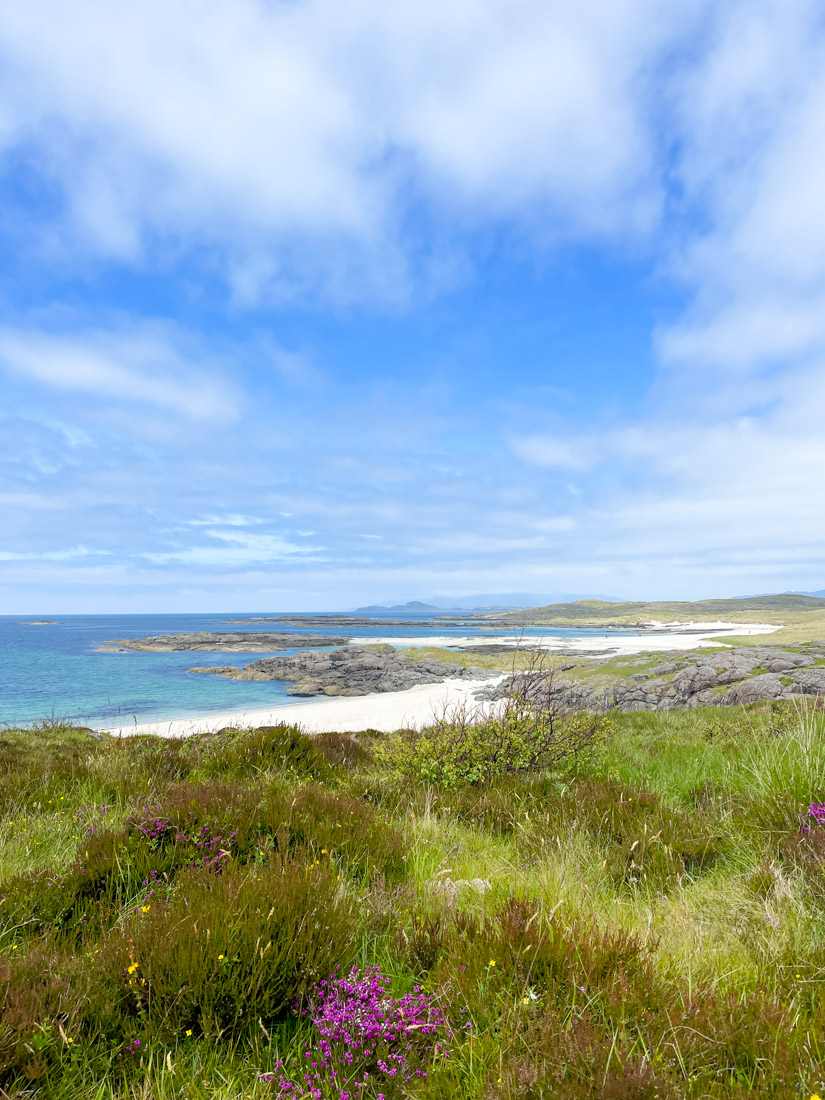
0,611 -> 683,727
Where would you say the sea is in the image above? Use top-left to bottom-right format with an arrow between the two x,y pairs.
0,612 -> 652,728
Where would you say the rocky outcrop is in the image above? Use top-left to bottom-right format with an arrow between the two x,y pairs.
222,616 -> 465,629
495,645 -> 825,712
111,633 -> 348,652
189,644 -> 497,696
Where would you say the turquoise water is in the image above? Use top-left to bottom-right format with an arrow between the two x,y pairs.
0,612 -> 651,727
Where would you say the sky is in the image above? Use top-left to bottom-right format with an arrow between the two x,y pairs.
1,0 -> 825,613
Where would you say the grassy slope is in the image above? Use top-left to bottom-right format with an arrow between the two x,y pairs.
3,708 -> 825,1097
484,592 -> 825,621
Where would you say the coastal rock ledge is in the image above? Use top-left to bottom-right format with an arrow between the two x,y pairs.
497,644 -> 825,712
109,632 -> 348,652
189,644 -> 496,697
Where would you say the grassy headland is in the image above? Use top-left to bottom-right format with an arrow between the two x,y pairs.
3,701 -> 825,1098
481,594 -> 825,645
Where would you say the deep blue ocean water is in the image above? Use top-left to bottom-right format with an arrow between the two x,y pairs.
0,612 -> 653,727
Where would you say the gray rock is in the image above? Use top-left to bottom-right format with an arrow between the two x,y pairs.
430,877 -> 492,905
648,661 -> 684,675
494,643 -> 825,713
725,674 -> 787,705
789,668 -> 825,695
113,632 -> 349,652
189,645 -> 498,697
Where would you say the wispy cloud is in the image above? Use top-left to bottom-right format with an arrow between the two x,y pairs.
0,324 -> 240,422
145,530 -> 325,567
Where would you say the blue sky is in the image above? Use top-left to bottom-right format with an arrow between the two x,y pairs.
1,0 -> 824,612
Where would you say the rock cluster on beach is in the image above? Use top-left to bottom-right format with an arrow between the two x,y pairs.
189,644 -> 496,696
109,632 -> 348,652
496,644 -> 825,712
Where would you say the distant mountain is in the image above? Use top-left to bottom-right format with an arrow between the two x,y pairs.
354,593 -> 623,613
353,601 -> 442,615
425,592 -> 624,609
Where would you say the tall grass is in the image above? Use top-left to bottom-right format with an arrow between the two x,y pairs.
1,709 -> 825,1097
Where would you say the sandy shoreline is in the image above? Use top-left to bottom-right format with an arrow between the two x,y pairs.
352,620 -> 780,656
96,675 -> 505,739
94,619 -> 779,739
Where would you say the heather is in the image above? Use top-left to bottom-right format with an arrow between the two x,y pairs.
1,706 -> 825,1097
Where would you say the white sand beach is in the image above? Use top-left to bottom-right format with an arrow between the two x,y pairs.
351,620 -> 780,656
96,674 -> 505,739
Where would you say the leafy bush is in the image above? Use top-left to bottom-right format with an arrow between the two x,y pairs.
380,695 -> 606,789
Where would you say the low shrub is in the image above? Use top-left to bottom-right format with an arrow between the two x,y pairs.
0,941 -> 125,1086
271,966 -> 450,1097
269,783 -> 406,884
314,730 -> 375,770
135,779 -> 407,883
0,826 -> 151,940
380,696 -> 606,789
104,857 -> 359,1039
194,724 -> 335,783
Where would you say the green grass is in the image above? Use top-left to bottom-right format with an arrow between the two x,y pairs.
401,645 -> 551,672
486,593 -> 825,623
3,709 -> 825,1096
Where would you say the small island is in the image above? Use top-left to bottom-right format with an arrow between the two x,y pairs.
106,632 -> 348,652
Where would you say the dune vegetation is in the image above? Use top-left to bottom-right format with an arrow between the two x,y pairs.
2,698 -> 825,1098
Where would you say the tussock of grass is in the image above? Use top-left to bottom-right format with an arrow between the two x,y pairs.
2,708 -> 825,1096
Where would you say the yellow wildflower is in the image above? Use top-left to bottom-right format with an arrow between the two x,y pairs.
218,954 -> 224,961
489,959 -> 496,967
186,1029 -> 193,1037
142,904 -> 151,913
127,963 -> 139,975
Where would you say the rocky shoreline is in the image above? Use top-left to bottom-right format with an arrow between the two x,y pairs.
107,632 -> 348,652
189,644 -> 497,696
222,615 -> 474,629
497,644 -> 825,711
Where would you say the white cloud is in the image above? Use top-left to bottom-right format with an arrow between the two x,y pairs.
185,515 -> 263,528
659,0 -> 825,374
0,324 -> 240,422
145,529 -> 324,567
0,0 -> 696,299
0,545 -> 109,561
